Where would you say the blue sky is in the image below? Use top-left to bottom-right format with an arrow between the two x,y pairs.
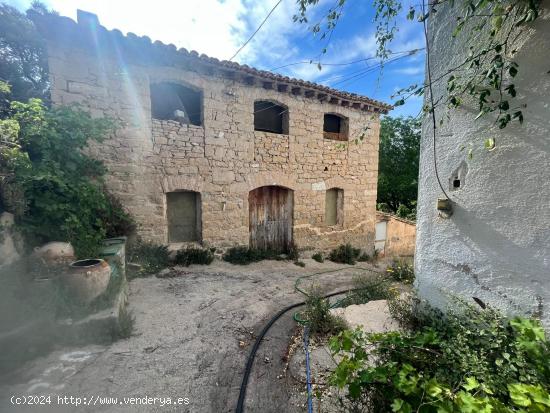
10,0 -> 426,117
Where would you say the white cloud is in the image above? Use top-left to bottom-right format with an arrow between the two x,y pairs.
19,0 -> 249,61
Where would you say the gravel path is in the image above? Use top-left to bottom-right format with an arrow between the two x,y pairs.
0,259 -> 380,413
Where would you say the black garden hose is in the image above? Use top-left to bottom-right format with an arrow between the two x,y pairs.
234,288 -> 353,413
235,265 -> 383,413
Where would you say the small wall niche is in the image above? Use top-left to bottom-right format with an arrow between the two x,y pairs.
449,160 -> 468,191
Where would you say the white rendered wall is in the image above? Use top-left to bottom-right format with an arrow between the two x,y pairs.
416,3 -> 550,329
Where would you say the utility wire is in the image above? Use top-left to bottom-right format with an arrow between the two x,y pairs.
421,0 -> 451,200
329,53 -> 414,87
270,48 -> 424,72
229,0 -> 284,61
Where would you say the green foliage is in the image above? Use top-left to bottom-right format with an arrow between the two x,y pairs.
294,260 -> 306,267
0,3 -> 51,114
312,252 -> 324,263
304,288 -> 347,337
115,306 -> 135,339
295,0 -> 542,153
101,192 -> 136,238
222,245 -> 297,265
339,275 -> 395,307
0,99 -> 131,258
287,242 -> 300,261
377,116 -> 420,213
328,301 -> 550,412
357,252 -> 371,262
223,246 -> 261,265
174,247 -> 214,266
396,203 -> 416,221
328,243 -> 361,265
127,240 -> 170,276
386,259 -> 415,284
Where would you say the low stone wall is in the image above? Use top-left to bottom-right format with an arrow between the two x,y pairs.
375,212 -> 416,257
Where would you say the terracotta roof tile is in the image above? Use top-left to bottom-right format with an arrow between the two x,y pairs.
30,10 -> 392,113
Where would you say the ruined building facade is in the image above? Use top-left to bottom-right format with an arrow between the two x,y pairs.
33,11 -> 390,251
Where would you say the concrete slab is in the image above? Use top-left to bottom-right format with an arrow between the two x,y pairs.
330,300 -> 400,333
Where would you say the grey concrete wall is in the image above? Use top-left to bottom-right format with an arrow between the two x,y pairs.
416,3 -> 550,329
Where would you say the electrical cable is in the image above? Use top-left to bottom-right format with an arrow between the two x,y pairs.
229,0 -> 284,61
269,48 -> 424,72
329,53 -> 414,87
421,0 -> 451,200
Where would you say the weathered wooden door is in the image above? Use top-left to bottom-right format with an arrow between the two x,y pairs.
249,186 -> 293,252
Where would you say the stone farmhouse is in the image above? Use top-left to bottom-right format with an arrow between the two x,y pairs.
31,10 -> 391,252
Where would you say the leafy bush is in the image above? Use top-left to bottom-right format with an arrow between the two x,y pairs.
222,246 -> 295,265
287,242 -> 300,261
312,252 -> 324,263
101,192 -> 135,238
0,98 -> 133,258
127,240 -> 170,276
329,300 -> 550,412
328,243 -> 361,265
115,306 -> 135,339
223,246 -> 263,265
304,289 -> 347,337
396,203 -> 417,221
386,259 -> 415,284
339,275 -> 395,307
294,260 -> 306,267
357,252 -> 371,262
174,247 -> 214,266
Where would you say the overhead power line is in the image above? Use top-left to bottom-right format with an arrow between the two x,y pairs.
229,0 -> 284,62
270,48 -> 424,72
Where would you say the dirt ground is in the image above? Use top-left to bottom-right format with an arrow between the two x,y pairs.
0,259 -> 381,413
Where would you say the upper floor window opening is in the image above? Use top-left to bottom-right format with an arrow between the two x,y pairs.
150,82 -> 202,126
254,100 -> 289,134
323,113 -> 348,141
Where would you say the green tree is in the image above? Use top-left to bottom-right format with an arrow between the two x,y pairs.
1,97 -> 133,258
0,2 -> 51,114
377,116 -> 420,214
0,3 -> 134,258
295,0 -> 541,132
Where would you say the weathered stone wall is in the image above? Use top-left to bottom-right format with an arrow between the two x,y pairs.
375,212 -> 416,258
45,40 -> 380,251
417,5 -> 550,329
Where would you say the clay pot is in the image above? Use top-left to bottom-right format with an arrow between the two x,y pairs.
33,242 -> 75,264
61,259 -> 111,304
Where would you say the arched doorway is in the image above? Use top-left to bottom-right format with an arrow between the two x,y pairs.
248,186 -> 294,252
